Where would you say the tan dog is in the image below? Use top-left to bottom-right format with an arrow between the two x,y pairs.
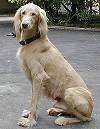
14,3 -> 93,127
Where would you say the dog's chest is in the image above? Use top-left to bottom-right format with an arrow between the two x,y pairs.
16,47 -> 24,65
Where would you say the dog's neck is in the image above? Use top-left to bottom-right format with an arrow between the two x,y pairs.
20,28 -> 38,41
19,27 -> 48,45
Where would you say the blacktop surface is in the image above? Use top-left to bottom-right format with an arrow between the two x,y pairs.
0,16 -> 100,129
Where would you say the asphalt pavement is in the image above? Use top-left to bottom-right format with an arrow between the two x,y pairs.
0,23 -> 100,129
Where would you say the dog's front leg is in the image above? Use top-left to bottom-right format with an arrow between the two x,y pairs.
30,76 -> 43,121
18,70 -> 49,127
29,71 -> 50,125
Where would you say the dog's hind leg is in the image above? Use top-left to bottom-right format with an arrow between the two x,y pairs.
47,101 -> 69,116
55,87 -> 93,126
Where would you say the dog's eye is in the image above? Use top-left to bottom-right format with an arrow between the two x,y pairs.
31,13 -> 35,16
22,11 -> 25,15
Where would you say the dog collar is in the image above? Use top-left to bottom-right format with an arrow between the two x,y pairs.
19,32 -> 40,45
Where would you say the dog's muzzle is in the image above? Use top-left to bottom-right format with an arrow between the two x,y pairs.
21,17 -> 33,29
22,23 -> 28,29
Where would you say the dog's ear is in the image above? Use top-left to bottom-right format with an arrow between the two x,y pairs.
14,7 -> 22,40
38,8 -> 48,37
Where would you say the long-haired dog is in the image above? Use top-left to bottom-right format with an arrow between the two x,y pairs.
14,3 -> 93,127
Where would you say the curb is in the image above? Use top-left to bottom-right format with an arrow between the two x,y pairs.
0,16 -> 13,23
0,17 -> 13,24
0,16 -> 100,32
49,26 -> 100,32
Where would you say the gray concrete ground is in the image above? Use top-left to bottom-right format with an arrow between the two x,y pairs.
0,23 -> 100,129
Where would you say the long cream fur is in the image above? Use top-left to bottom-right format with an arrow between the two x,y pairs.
14,3 -> 94,127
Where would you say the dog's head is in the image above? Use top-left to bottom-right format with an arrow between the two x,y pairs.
14,3 -> 48,40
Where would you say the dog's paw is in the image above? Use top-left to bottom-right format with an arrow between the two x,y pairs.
47,108 -> 63,116
55,117 -> 80,126
21,110 -> 31,118
17,117 -> 37,127
55,117 -> 68,126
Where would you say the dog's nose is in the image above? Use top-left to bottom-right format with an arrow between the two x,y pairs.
22,23 -> 28,29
